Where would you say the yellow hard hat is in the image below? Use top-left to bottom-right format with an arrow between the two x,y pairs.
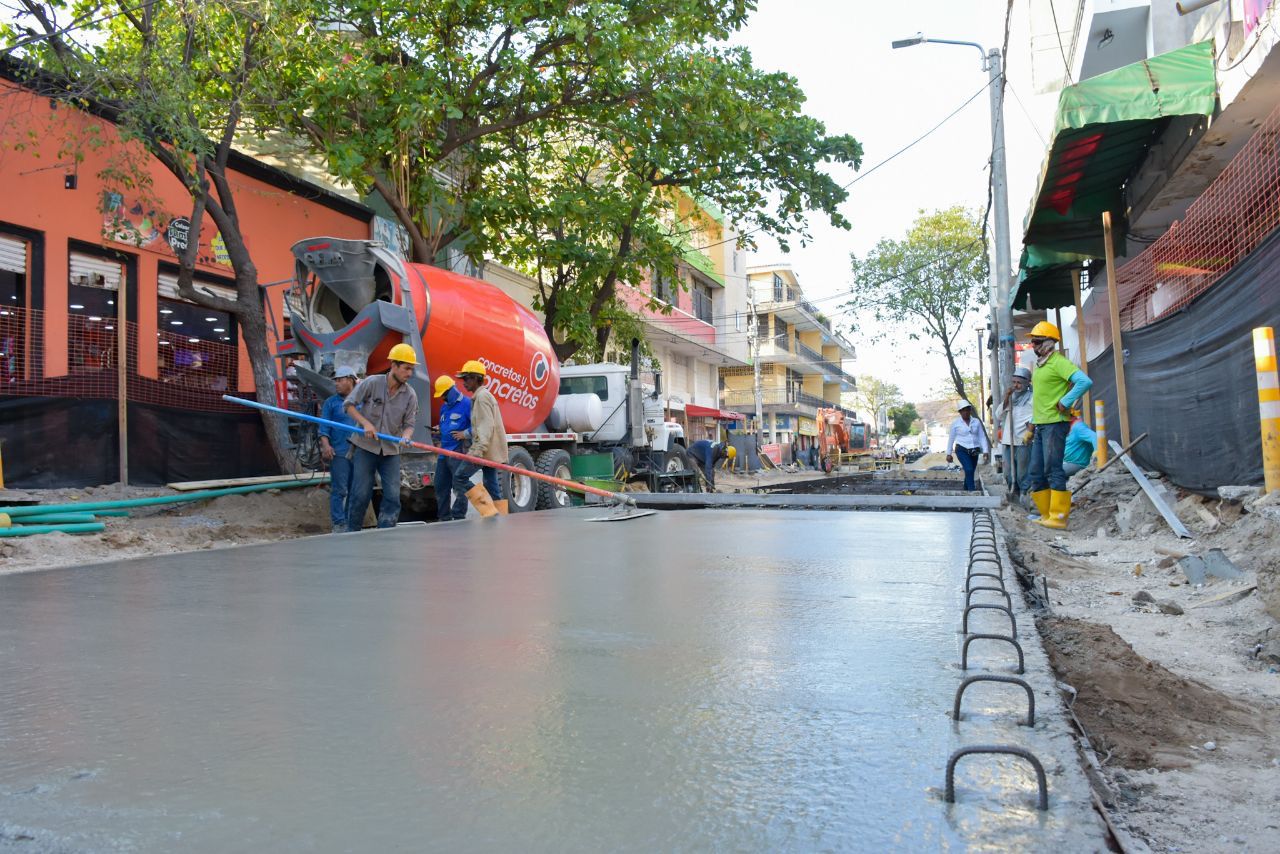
1029,320 -> 1061,341
726,445 -> 737,460
433,375 -> 455,398
388,342 -> 418,365
457,359 -> 487,378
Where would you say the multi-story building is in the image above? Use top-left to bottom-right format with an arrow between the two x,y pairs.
618,193 -> 751,443
720,264 -> 857,455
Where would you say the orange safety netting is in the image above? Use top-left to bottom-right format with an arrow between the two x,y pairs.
0,306 -> 252,413
1113,100 -> 1280,332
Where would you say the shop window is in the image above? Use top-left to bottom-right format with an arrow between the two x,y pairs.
0,234 -> 28,382
68,252 -> 123,375
157,296 -> 235,392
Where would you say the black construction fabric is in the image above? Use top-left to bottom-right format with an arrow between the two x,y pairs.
1086,226 -> 1280,493
0,397 -> 278,487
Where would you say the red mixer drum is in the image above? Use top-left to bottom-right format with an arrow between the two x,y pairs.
290,238 -> 559,434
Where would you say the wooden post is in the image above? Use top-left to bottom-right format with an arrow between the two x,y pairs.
117,279 -> 129,485
1054,307 -> 1063,350
1072,269 -> 1091,428
1101,212 -> 1132,447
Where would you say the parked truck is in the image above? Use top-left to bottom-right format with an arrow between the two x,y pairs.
277,237 -> 698,515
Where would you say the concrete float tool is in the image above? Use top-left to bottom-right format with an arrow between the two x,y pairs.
222,396 -> 658,521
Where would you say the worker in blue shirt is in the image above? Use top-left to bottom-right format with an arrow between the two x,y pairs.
688,439 -> 736,488
432,374 -> 473,521
319,366 -> 360,533
1062,412 -> 1098,477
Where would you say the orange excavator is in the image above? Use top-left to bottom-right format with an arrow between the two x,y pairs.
815,408 -> 872,473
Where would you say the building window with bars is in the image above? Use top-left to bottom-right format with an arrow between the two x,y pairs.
693,282 -> 713,324
653,269 -> 676,304
773,273 -> 784,302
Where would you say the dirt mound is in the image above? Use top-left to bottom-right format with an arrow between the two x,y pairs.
1038,617 -> 1261,769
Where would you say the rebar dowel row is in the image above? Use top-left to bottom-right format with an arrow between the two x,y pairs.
953,675 -> 1036,726
962,603 -> 1017,635
945,745 -> 1049,810
965,585 -> 1011,608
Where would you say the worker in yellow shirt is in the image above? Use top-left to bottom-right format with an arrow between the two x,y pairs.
1025,321 -> 1092,529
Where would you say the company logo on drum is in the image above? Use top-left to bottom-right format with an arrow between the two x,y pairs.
480,357 -> 542,411
529,351 -> 549,390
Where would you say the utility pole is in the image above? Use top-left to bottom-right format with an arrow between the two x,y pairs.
747,283 -> 764,448
987,47 -> 1014,419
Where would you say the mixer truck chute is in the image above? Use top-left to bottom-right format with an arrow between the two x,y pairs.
279,237 -> 698,517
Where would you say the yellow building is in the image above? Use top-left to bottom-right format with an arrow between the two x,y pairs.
720,264 -> 858,453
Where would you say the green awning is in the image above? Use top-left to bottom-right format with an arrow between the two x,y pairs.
1016,41 -> 1218,310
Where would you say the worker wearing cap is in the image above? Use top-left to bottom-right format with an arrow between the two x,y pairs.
454,360 -> 508,516
946,401 -> 989,492
993,365 -> 1034,499
1026,321 -> 1093,529
432,374 -> 472,522
688,440 -> 736,488
319,365 -> 361,533
343,343 -> 420,531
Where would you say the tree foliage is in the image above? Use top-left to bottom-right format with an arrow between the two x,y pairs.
845,206 -> 987,400
852,374 -> 902,436
888,402 -> 919,437
474,44 -> 862,360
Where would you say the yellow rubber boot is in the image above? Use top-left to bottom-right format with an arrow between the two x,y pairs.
493,499 -> 509,515
466,484 -> 499,518
1030,489 -> 1051,519
1039,489 -> 1071,530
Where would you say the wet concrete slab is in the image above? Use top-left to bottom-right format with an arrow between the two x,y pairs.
0,509 -> 1106,851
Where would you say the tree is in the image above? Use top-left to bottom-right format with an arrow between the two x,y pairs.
844,207 -> 987,401
929,371 -> 984,409
267,0 -> 757,266
852,374 -> 902,436
888,403 -> 919,437
475,45 -> 862,360
5,0 -> 312,471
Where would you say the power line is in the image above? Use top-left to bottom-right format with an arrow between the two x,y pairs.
689,78 -> 993,256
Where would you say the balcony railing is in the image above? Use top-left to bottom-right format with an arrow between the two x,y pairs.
795,339 -> 822,364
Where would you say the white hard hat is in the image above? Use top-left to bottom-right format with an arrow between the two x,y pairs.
1013,366 -> 1031,381
334,365 -> 359,380
957,400 -> 974,412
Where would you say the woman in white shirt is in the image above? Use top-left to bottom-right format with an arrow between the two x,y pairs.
946,400 -> 990,492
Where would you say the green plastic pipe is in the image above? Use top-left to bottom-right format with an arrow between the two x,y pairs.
0,478 -> 323,519
0,522 -> 105,537
8,512 -> 100,525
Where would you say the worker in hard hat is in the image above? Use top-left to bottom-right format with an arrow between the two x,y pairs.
453,360 -> 508,517
946,400 -> 989,492
688,439 -> 736,488
343,342 -> 421,531
1062,408 -> 1098,477
992,365 -> 1034,500
319,365 -> 361,533
431,374 -> 472,522
1025,320 -> 1093,529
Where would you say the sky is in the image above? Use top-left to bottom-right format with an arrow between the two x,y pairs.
729,0 -> 1058,404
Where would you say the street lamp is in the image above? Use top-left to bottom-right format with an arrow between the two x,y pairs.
892,32 -> 1014,423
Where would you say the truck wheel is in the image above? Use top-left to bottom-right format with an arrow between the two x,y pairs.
535,449 -> 574,510
664,445 -> 693,473
504,447 -> 538,513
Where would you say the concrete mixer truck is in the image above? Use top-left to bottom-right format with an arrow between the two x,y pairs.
275,237 -> 697,515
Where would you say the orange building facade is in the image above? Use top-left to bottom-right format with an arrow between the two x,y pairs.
0,69 -> 372,486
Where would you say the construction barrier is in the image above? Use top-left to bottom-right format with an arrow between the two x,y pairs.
1094,401 -> 1107,467
1254,327 -> 1280,494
